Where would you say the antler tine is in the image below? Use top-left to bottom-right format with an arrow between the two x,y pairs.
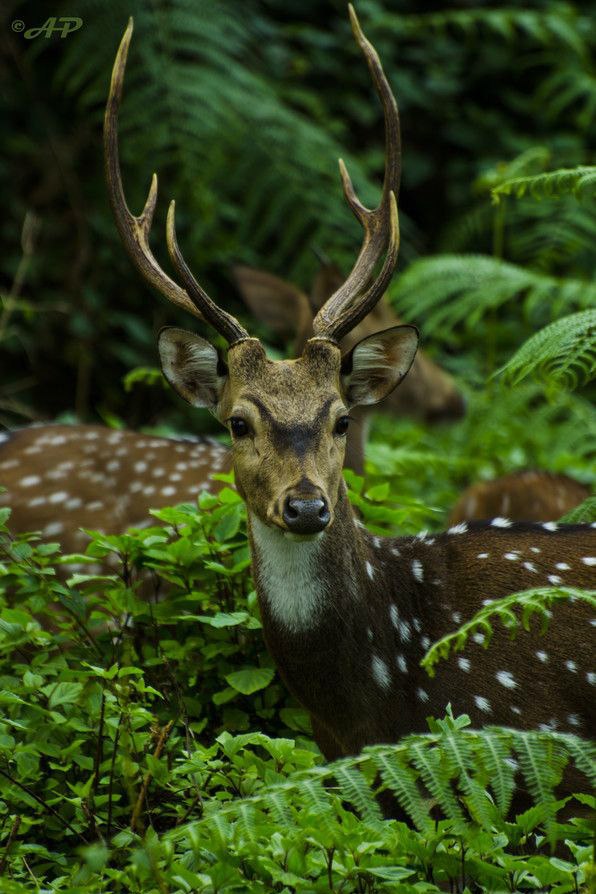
104,19 -> 204,321
312,4 -> 401,342
166,202 -> 249,344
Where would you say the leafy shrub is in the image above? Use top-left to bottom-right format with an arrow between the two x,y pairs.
0,491 -> 594,892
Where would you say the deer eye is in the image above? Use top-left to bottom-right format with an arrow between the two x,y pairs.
334,416 -> 350,436
230,417 -> 250,438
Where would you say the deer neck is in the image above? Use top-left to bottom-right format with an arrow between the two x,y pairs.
249,485 -> 357,628
248,483 -> 426,751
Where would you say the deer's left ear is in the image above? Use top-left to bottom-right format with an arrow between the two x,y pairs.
341,325 -> 419,407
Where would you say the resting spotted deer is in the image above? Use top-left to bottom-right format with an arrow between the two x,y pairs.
0,425 -> 227,556
102,7 -> 595,757
449,470 -> 590,525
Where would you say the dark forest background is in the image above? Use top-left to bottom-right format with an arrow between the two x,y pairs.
1,0 -> 594,486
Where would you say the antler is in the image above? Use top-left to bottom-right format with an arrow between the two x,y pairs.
312,4 -> 401,344
104,19 -> 248,343
166,202 -> 249,344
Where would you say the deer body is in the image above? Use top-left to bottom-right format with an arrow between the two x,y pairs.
449,470 -> 590,525
250,482 -> 595,757
101,7 -> 595,761
0,424 -> 226,552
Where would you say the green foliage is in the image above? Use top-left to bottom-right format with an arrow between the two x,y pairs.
560,496 -> 596,524
421,587 -> 596,677
497,310 -> 596,391
0,500 -> 594,891
2,1 -> 595,889
391,256 -> 594,343
492,166 -> 596,202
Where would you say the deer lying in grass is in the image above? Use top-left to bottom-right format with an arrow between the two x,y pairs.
449,470 -> 591,525
98,7 -> 596,758
0,425 -> 226,557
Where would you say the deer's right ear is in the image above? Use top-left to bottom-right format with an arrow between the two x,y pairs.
158,328 -> 227,410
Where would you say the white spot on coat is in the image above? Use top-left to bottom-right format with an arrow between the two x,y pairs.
20,475 -> 41,487
474,695 -> 491,713
372,655 -> 391,690
448,522 -> 468,535
411,559 -> 423,582
398,619 -> 412,643
491,517 -> 512,528
43,521 -> 64,537
389,604 -> 399,628
495,670 -> 517,689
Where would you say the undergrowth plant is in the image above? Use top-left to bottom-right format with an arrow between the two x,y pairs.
0,487 -> 594,892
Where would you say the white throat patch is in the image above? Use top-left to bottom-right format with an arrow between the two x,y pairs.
250,514 -> 325,632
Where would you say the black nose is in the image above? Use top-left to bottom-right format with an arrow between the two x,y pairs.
282,496 -> 330,534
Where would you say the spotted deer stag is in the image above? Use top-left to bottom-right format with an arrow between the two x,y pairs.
103,8 -> 595,758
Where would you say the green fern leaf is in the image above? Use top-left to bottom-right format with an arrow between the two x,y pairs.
559,496 -> 596,524
497,310 -> 596,390
332,763 -> 384,825
391,256 -> 595,340
476,729 -> 517,817
369,748 -> 431,832
492,166 -> 596,202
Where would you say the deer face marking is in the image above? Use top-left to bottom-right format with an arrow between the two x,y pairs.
159,329 -> 418,537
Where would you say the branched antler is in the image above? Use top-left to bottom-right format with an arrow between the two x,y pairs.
312,4 -> 401,343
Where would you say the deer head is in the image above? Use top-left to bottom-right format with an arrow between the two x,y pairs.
105,6 -> 418,535
233,261 -> 466,429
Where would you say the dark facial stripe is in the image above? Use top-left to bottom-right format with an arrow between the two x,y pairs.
242,395 -> 337,456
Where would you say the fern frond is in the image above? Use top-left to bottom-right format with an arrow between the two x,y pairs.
559,496 -> 596,524
408,741 -> 468,831
381,8 -> 587,54
440,727 -> 499,829
422,588 -> 596,676
390,256 -> 595,339
332,763 -> 383,826
497,310 -> 596,390
369,748 -> 431,832
492,166 -> 596,202
476,729 -> 516,816
511,731 -> 568,810
550,734 -> 596,788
